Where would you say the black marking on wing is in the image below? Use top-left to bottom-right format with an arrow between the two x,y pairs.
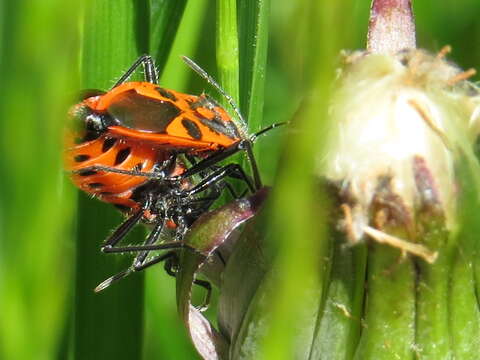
102,138 -> 117,152
181,118 -> 202,140
189,94 -> 240,140
74,154 -> 90,162
114,147 -> 131,165
78,169 -> 98,177
198,114 -> 240,140
155,87 -> 178,102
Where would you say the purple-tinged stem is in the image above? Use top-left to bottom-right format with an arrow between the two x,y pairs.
367,0 -> 416,54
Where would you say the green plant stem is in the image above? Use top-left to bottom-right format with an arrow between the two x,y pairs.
82,0 -> 148,88
237,0 -> 270,185
238,0 -> 269,132
449,249 -> 480,358
416,254 -> 452,357
449,151 -> 480,357
0,2 -> 78,359
312,241 -> 366,359
354,241 -> 416,359
350,246 -> 369,356
216,0 -> 240,112
160,0 -> 210,90
256,2 -> 342,359
150,0 -> 188,75
415,214 -> 453,358
145,2 -> 209,360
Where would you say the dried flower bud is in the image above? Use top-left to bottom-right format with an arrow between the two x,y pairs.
318,47 -> 480,262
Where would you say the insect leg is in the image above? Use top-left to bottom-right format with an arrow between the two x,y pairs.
139,252 -> 212,311
161,254 -> 212,311
224,181 -> 242,199
177,142 -> 254,187
180,163 -> 255,196
72,165 -> 163,179
101,209 -> 144,249
112,55 -> 158,88
131,219 -> 166,268
178,142 -> 243,179
100,240 -> 196,254
101,192 -> 153,251
134,250 -> 178,272
94,251 -> 175,293
192,279 -> 212,311
183,154 -> 241,199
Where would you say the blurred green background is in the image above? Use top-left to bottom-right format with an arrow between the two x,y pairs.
0,0 -> 479,359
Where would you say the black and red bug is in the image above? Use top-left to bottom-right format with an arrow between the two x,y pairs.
65,55 -> 282,292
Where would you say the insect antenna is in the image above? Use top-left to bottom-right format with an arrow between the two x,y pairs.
250,122 -> 288,142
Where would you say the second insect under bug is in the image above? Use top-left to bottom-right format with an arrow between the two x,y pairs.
65,55 -> 272,294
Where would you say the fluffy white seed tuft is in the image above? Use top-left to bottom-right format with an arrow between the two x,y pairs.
318,48 -> 480,259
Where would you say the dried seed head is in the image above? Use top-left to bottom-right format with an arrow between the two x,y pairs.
319,48 -> 480,260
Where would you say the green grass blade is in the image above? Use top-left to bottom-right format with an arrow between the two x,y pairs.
144,268 -> 199,360
312,243 -> 366,359
448,153 -> 480,357
354,244 -> 416,359
0,2 -> 79,360
237,0 -> 269,132
215,0 -> 245,196
150,0 -> 188,75
237,0 -> 272,185
81,0 -> 149,88
414,207 -> 453,358
216,0 -> 240,111
75,197 -> 145,360
160,0 -> 210,90
253,2 -> 341,358
75,1 -> 149,359
449,250 -> 480,357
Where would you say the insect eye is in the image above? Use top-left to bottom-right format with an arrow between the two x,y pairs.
85,113 -> 106,132
68,104 -> 107,142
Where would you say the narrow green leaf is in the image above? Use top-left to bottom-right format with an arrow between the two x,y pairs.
150,0 -> 188,75
237,0 -> 269,132
81,0 -> 149,88
349,246 -> 369,355
237,0 -> 271,185
448,153 -> 480,358
75,196 -> 145,360
254,2 -> 343,359
75,1 -> 149,359
354,243 -> 416,359
144,268 -> 198,360
216,0 -> 240,109
415,219 -> 453,358
176,190 -> 268,359
160,0 -> 210,91
449,250 -> 480,357
312,242 -> 366,359
218,210 -> 272,349
0,2 -> 79,360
